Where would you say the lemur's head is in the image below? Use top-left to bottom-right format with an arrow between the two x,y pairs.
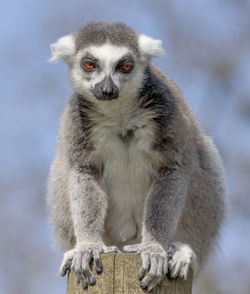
50,22 -> 163,102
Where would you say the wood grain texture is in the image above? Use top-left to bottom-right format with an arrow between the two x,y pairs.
67,253 -> 192,294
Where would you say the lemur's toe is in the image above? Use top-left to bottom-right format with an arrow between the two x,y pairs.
167,242 -> 195,280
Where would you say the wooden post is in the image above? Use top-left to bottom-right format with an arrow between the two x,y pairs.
67,253 -> 193,294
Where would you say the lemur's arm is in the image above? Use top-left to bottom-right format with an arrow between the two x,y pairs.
142,166 -> 188,245
124,166 -> 189,291
58,106 -> 119,289
59,168 -> 119,289
68,169 -> 106,244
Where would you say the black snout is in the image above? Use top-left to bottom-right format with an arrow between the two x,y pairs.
93,76 -> 119,100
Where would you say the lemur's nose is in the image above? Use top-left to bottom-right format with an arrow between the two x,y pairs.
93,75 -> 119,100
101,76 -> 118,99
101,84 -> 114,97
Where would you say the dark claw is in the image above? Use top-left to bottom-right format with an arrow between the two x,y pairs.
140,282 -> 147,290
167,273 -> 175,280
95,261 -> 103,274
88,276 -> 96,286
78,275 -> 88,290
61,269 -> 67,277
147,285 -> 154,292
61,263 -> 71,276
138,270 -> 146,281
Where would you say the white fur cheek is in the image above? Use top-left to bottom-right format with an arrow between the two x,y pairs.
91,71 -> 106,87
119,69 -> 144,99
69,67 -> 92,98
112,75 -> 121,89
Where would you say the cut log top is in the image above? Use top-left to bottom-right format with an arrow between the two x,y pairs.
67,253 -> 193,294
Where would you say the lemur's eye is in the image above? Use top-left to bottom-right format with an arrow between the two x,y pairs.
82,60 -> 96,71
119,61 -> 134,73
83,61 -> 95,70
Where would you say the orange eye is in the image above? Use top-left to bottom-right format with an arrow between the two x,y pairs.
83,61 -> 95,70
121,63 -> 132,72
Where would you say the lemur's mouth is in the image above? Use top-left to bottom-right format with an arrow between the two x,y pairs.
92,76 -> 119,101
96,95 -> 119,101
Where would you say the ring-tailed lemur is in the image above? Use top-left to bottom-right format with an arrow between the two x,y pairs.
47,22 -> 225,292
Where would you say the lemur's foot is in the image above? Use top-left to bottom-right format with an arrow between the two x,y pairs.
167,242 -> 196,280
123,242 -> 168,292
59,243 -> 119,290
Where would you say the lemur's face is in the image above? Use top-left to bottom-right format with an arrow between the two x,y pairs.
70,43 -> 144,101
49,23 -> 163,102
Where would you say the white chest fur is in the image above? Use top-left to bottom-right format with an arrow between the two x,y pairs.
88,100 -> 161,245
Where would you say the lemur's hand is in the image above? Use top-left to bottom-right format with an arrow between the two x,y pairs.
123,242 -> 168,292
59,242 -> 119,290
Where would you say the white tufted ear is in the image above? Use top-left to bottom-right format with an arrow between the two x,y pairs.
138,34 -> 164,61
49,34 -> 75,64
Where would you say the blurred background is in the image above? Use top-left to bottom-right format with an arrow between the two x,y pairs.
1,0 -> 250,293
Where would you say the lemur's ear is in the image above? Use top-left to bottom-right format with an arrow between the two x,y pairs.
49,34 -> 75,64
138,34 -> 164,61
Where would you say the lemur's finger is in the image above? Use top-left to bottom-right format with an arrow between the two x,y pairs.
140,256 -> 158,289
178,262 -> 189,280
146,279 -> 159,293
169,259 -> 185,279
163,258 -> 168,276
92,248 -> 103,274
59,259 -> 71,276
59,250 -> 74,276
156,257 -> 164,279
138,253 -> 150,280
81,251 -> 96,285
72,252 -> 88,289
